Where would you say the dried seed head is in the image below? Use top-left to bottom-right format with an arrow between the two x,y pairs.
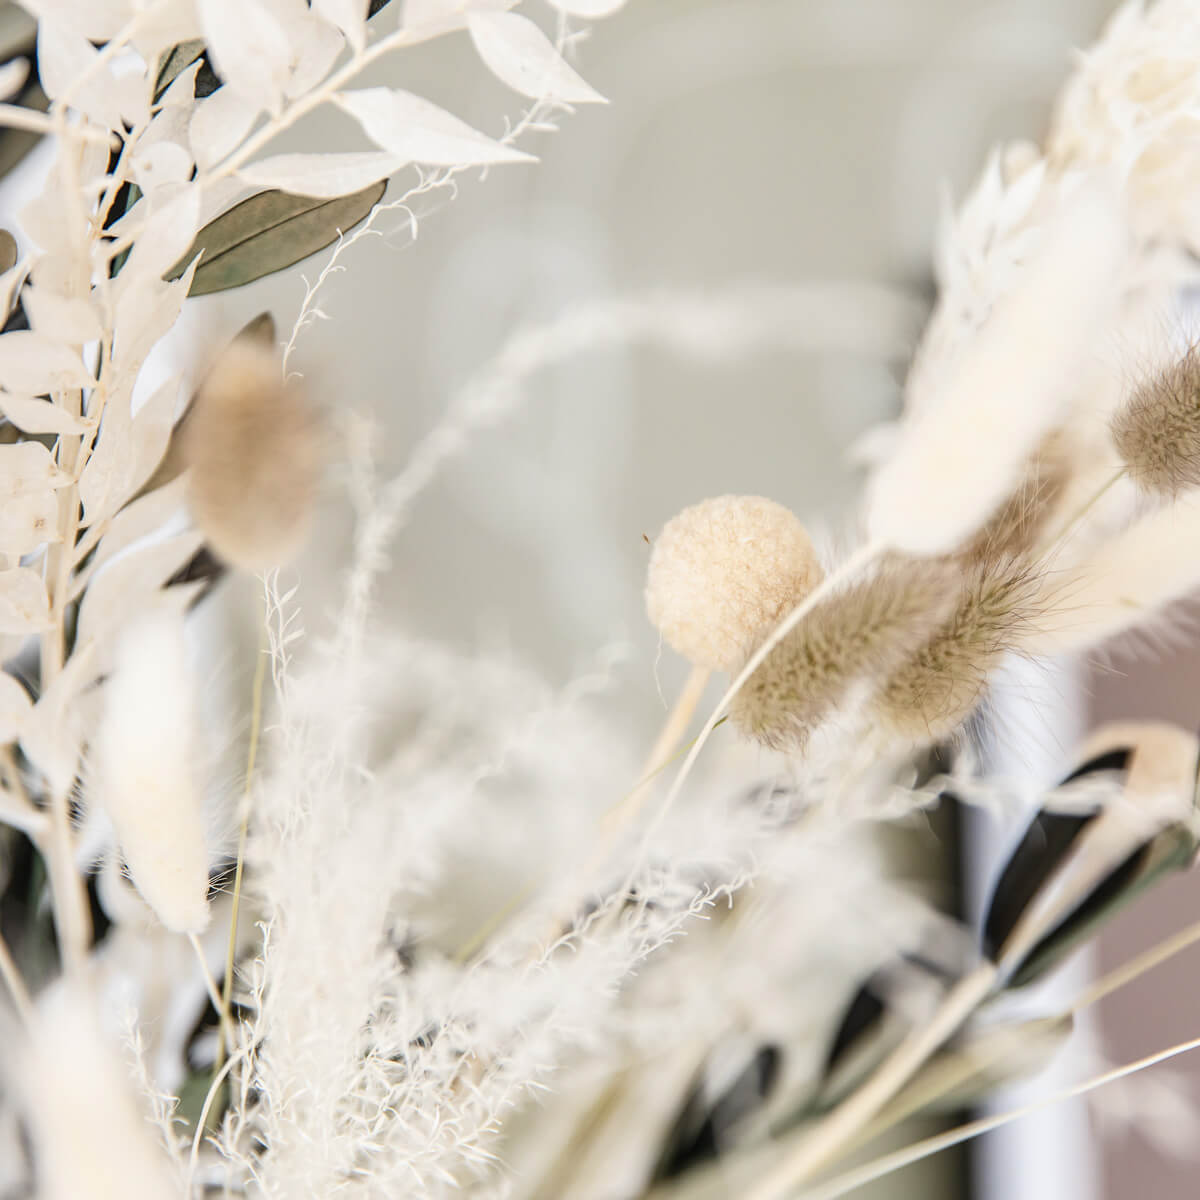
730,554 -> 960,751
960,434 -> 1071,564
875,557 -> 1040,742
93,608 -> 210,934
1111,346 -> 1200,497
181,332 -> 322,571
645,495 -> 823,671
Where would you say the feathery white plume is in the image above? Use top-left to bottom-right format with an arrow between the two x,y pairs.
93,607 -> 210,934
867,180 -> 1128,556
1024,492 -> 1200,655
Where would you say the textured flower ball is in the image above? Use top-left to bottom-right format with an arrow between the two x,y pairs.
645,495 -> 823,671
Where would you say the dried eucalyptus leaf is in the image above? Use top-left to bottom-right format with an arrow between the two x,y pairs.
0,229 -> 15,275
982,728 -> 1200,988
1006,821 -> 1197,988
872,1014 -> 1073,1127
982,748 -> 1130,961
170,182 -> 386,296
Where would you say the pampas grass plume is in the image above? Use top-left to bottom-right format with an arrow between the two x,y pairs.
645,495 -> 823,671
181,331 -> 322,571
1111,345 -> 1200,497
18,986 -> 179,1200
868,180 -> 1126,556
730,554 -> 960,750
94,608 -> 210,934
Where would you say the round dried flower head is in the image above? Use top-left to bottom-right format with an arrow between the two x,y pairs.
1111,345 -> 1200,497
181,331 -> 323,571
645,495 -> 823,672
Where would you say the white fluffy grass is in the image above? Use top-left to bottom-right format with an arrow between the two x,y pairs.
867,180 -> 1129,557
1024,491 -> 1200,656
93,608 -> 211,935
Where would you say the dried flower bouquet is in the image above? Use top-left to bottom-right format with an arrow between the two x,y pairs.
1,2 -> 1200,1199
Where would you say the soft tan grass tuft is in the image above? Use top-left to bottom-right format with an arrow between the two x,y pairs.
730,554 -> 961,751
181,335 -> 323,571
645,495 -> 823,671
874,557 -> 1042,742
1111,344 -> 1200,498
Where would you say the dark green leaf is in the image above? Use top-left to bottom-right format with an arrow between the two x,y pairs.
0,76 -> 46,183
0,4 -> 35,66
653,1045 -> 781,1182
1006,821 -> 1197,988
168,182 -> 388,296
153,38 -> 205,103
0,229 -> 16,275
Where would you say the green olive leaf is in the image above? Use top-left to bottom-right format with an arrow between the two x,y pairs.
167,182 -> 387,296
0,228 -> 16,275
153,38 -> 205,102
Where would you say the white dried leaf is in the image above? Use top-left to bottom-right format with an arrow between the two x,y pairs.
75,530 -> 204,653
200,0 -> 293,115
112,265 -> 196,379
37,19 -> 145,129
313,0 -> 366,50
88,476 -> 188,578
0,490 -> 59,554
0,568 -> 51,634
117,184 -> 201,287
131,140 -> 194,192
546,0 -> 626,14
21,0 -> 130,39
0,331 -> 93,392
78,405 -> 134,528
403,0 -> 514,34
22,287 -> 103,345
239,151 -> 403,197
0,442 -> 68,492
286,8 -> 347,96
0,266 -> 26,322
130,374 -> 180,495
0,392 -> 87,435
0,58 -> 29,102
155,58 -> 202,110
20,643 -> 98,796
0,672 -> 31,744
337,87 -> 536,165
130,2 -> 205,65
467,11 -> 606,103
190,87 -> 261,172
